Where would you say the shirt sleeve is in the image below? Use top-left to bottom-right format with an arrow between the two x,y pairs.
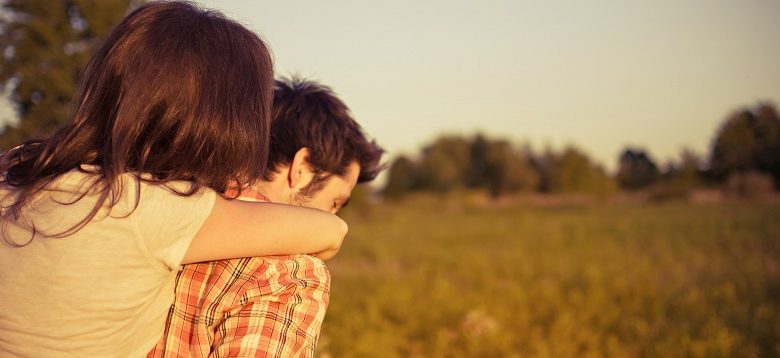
132,180 -> 217,271
209,255 -> 331,358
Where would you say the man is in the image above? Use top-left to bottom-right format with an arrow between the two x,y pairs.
148,78 -> 384,357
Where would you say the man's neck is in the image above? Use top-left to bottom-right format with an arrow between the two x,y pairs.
249,179 -> 287,204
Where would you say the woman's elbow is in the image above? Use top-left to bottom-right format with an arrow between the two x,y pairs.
318,217 -> 348,260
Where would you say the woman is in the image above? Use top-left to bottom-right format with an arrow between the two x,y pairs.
0,2 -> 346,356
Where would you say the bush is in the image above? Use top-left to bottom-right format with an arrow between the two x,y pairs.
724,171 -> 775,198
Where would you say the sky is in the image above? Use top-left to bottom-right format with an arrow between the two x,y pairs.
3,0 -> 779,172
191,0 -> 780,171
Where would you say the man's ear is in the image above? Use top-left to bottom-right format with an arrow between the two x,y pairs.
288,148 -> 315,190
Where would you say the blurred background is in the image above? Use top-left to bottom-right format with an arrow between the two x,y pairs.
1,1 -> 778,356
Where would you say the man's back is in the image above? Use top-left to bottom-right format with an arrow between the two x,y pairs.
148,255 -> 330,357
148,190 -> 332,357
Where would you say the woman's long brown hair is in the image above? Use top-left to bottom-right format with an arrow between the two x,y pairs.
0,1 -> 274,245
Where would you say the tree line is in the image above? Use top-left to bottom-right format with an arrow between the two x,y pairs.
1,2 -> 779,200
384,102 -> 780,199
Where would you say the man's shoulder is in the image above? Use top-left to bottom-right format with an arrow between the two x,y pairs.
172,255 -> 330,323
259,254 -> 328,269
178,255 -> 330,295
256,255 -> 331,288
180,255 -> 328,274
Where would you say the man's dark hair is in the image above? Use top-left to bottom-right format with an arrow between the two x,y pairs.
265,78 -> 384,195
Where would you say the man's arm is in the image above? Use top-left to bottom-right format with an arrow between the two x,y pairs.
209,255 -> 331,358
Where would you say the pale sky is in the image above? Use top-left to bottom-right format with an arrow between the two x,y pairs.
194,0 -> 780,171
3,0 -> 780,172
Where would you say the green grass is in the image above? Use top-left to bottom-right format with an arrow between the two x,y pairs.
317,196 -> 780,357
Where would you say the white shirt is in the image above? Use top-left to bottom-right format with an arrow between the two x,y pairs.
0,169 -> 216,357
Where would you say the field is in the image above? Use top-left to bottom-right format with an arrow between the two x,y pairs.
316,194 -> 780,357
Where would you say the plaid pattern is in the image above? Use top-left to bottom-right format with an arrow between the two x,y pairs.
147,189 -> 331,358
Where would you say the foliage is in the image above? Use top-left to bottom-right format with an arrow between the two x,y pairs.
383,134 -> 542,198
724,171 -> 776,199
323,199 -> 780,357
0,0 -> 135,149
383,155 -> 419,199
664,148 -> 703,189
647,149 -> 705,201
616,147 -> 660,190
476,138 -> 538,197
709,103 -> 780,188
417,136 -> 471,192
538,146 -> 615,196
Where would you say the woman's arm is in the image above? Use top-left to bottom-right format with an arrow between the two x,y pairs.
181,196 -> 348,264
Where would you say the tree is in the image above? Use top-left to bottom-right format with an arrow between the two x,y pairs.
383,155 -> 418,198
467,133 -> 489,188
648,149 -> 704,201
0,0 -> 135,149
664,148 -> 702,189
539,146 -> 615,195
616,148 -> 660,190
482,140 -> 538,197
709,102 -> 780,188
417,135 -> 471,192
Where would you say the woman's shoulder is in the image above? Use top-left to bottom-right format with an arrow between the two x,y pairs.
40,166 -> 217,213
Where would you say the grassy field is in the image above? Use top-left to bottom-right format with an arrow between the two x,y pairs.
316,194 -> 780,357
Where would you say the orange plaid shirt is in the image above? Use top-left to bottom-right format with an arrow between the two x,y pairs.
147,190 -> 331,357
